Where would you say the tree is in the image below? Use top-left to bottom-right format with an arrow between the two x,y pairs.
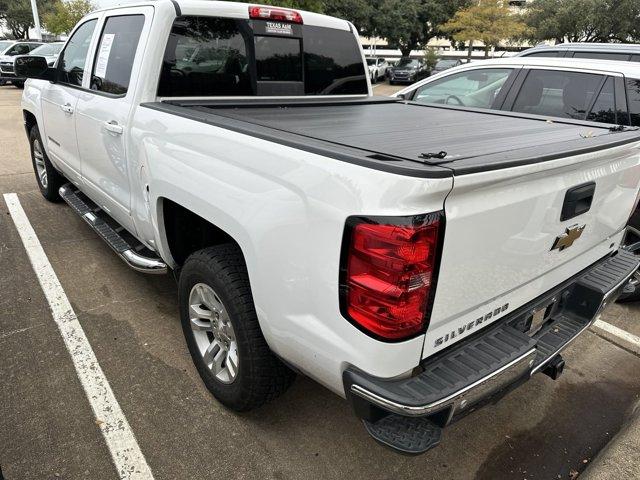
372,0 -> 471,57
42,0 -> 95,36
324,0 -> 376,37
441,0 -> 528,59
0,0 -> 55,38
424,46 -> 439,69
523,0 -> 640,43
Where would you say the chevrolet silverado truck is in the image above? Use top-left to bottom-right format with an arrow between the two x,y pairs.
15,0 -> 640,454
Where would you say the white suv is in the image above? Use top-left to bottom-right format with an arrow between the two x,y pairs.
366,57 -> 388,83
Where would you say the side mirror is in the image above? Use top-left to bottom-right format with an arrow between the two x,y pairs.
14,55 -> 55,81
397,93 -> 407,100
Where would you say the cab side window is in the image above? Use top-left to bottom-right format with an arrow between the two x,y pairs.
58,19 -> 98,87
90,15 -> 145,95
413,68 -> 512,110
586,77 -> 616,124
511,69 -> 605,120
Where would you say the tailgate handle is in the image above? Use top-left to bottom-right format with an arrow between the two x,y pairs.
561,182 -> 595,221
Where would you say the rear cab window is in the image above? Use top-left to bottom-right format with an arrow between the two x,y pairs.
158,15 -> 367,97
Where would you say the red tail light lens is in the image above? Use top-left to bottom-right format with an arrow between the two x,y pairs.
249,6 -> 303,24
340,213 -> 443,341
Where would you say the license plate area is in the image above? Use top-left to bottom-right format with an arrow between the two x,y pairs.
527,298 -> 558,337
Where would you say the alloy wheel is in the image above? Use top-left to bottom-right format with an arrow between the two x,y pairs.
189,283 -> 239,384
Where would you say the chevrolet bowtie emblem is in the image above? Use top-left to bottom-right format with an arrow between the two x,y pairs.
551,224 -> 586,251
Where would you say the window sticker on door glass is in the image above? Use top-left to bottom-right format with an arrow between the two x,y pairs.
94,33 -> 115,78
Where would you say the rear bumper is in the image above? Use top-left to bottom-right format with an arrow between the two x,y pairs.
344,249 -> 639,450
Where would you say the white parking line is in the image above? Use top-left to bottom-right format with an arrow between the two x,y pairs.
592,318 -> 640,355
3,193 -> 155,480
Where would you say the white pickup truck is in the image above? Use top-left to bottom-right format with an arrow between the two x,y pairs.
16,0 -> 640,454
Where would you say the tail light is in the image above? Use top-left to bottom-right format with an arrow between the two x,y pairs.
249,6 -> 303,24
340,212 -> 443,341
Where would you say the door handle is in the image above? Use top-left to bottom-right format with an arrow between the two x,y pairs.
60,103 -> 74,114
104,121 -> 123,135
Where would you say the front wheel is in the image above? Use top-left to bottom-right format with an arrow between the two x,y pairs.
179,245 -> 295,411
29,125 -> 65,201
12,80 -> 24,88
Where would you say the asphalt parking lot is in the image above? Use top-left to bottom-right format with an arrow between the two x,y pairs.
1,84 -> 640,480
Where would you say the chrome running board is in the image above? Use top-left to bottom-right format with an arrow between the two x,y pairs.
59,184 -> 167,275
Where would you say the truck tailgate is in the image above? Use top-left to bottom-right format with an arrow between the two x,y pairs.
423,140 -> 640,358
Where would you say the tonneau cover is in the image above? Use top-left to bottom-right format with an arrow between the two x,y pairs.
147,98 -> 640,176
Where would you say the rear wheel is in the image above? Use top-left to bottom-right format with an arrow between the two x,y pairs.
179,244 -> 295,411
29,125 -> 65,202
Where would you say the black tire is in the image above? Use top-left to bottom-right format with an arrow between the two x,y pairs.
12,80 -> 24,89
29,125 -> 65,202
179,244 -> 295,411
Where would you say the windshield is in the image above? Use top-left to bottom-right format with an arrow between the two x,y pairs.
0,41 -> 13,53
435,60 -> 458,68
159,16 -> 367,97
30,43 -> 63,56
396,58 -> 418,68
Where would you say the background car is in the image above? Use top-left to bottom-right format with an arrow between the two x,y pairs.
430,58 -> 463,75
0,41 -> 17,85
366,57 -> 388,83
388,57 -> 429,84
0,40 -> 44,87
516,42 -> 640,61
394,56 -> 640,128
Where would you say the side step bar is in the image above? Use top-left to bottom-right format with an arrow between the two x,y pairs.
59,184 -> 167,274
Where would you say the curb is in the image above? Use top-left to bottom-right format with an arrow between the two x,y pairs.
581,398 -> 640,479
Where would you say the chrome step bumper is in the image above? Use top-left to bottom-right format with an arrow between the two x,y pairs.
344,250 -> 639,454
59,184 -> 167,275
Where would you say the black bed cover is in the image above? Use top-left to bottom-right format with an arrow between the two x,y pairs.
144,97 -> 640,178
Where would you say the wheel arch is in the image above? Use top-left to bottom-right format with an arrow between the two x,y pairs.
23,109 -> 38,137
159,197 -> 247,269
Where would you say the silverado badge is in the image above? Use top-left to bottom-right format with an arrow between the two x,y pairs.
551,224 -> 586,251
